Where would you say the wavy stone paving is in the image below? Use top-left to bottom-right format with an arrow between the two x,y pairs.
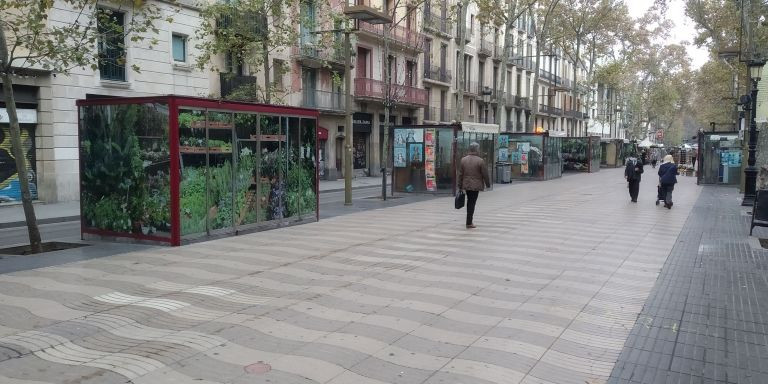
0,169 -> 699,384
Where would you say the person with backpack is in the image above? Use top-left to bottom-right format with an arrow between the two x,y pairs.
658,154 -> 679,209
625,155 -> 644,202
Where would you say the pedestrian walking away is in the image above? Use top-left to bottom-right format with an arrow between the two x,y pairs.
658,154 -> 679,209
624,155 -> 644,202
457,142 -> 491,229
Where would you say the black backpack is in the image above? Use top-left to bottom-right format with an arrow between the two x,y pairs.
625,158 -> 637,180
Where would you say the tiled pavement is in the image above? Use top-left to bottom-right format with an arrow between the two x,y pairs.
0,169 -> 702,384
608,185 -> 768,384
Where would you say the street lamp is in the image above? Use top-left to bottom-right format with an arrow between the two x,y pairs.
742,57 -> 766,206
341,5 -> 391,206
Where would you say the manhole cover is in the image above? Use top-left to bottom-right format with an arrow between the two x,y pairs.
0,241 -> 89,256
244,361 -> 271,374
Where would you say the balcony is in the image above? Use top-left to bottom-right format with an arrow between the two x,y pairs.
354,78 -> 428,107
460,81 -> 480,95
358,22 -> 426,52
515,96 -> 531,110
493,44 -> 504,61
301,89 -> 346,114
424,106 -> 453,122
220,73 -> 258,99
217,12 -> 264,37
539,104 -> 562,116
564,109 -> 581,118
455,23 -> 473,43
490,89 -> 506,104
423,12 -> 452,36
292,44 -> 344,69
478,38 -> 494,57
423,65 -> 452,85
538,69 -> 556,83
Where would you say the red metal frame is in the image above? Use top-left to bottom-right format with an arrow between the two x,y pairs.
168,98 -> 181,245
77,95 -> 320,246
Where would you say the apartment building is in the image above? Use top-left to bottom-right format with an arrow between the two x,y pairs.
1,0 -> 209,204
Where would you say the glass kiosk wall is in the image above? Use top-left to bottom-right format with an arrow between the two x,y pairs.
77,96 -> 319,246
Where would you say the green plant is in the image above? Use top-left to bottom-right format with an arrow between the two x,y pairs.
179,112 -> 204,129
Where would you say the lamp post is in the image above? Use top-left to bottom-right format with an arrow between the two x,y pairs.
341,5 -> 391,206
742,58 -> 766,206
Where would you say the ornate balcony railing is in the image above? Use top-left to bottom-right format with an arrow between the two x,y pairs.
423,12 -> 451,35
354,78 -> 428,107
423,65 -> 452,84
359,22 -> 426,51
301,89 -> 346,113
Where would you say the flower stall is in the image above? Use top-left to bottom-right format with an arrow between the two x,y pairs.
77,96 -> 319,246
562,136 -> 601,173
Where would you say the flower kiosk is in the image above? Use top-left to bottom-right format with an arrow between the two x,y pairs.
562,136 -> 602,172
77,96 -> 319,246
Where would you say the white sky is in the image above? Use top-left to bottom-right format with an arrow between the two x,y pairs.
627,0 -> 710,69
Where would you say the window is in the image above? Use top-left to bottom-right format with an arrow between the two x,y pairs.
273,59 -> 284,89
172,34 -> 186,62
97,9 -> 126,81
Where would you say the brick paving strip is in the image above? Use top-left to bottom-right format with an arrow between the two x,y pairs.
0,169 -> 700,384
608,185 -> 768,384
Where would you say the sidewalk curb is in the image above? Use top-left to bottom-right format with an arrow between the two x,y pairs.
0,216 -> 81,230
320,184 -> 384,193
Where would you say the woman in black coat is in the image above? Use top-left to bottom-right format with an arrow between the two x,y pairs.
658,155 -> 679,209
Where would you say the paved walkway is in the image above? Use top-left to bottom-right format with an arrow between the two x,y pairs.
0,169 -> 700,384
608,185 -> 768,384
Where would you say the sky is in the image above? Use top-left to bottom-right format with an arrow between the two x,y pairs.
627,0 -> 710,69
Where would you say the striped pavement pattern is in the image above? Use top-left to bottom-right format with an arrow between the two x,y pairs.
0,168 -> 699,383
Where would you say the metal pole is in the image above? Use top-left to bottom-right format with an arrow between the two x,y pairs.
344,30 -> 353,206
743,77 -> 759,206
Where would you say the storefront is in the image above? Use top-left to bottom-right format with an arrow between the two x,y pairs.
0,94 -> 39,203
391,123 -> 497,194
77,96 -> 319,246
353,112 -> 372,172
562,136 -> 601,173
498,132 -> 562,181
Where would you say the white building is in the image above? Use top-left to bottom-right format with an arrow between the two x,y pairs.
1,0 -> 209,204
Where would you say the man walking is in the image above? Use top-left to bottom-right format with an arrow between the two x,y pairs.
625,155 -> 644,202
458,142 -> 491,229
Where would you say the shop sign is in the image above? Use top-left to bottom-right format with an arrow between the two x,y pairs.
353,112 -> 372,133
0,108 -> 37,124
462,122 -> 499,134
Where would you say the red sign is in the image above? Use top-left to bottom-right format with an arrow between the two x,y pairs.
318,127 -> 329,141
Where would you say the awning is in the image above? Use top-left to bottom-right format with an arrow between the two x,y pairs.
460,122 -> 500,134
318,126 -> 329,141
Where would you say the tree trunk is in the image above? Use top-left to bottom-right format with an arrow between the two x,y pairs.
497,0 -> 517,131
455,0 -> 469,122
571,38 -> 580,136
530,43 -> 541,132
0,21 -> 43,253
262,40 -> 271,103
382,28 -> 391,200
